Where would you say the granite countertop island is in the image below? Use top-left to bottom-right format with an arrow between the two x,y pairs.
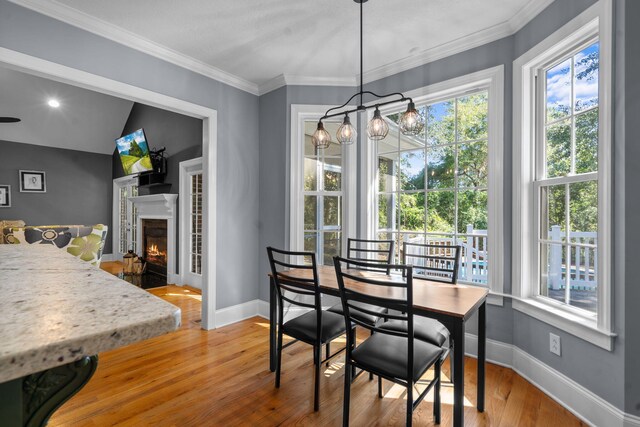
0,245 -> 181,426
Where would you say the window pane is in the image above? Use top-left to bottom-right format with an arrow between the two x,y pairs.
377,231 -> 398,262
323,196 -> 341,227
399,193 -> 425,232
457,189 -> 488,234
568,245 -> 597,312
539,242 -> 566,303
427,145 -> 455,189
427,101 -> 455,145
546,119 -> 571,178
457,92 -> 488,141
546,58 -> 571,122
304,157 -> 317,191
575,108 -> 599,174
458,140 -> 488,188
400,150 -> 425,190
378,153 -> 398,193
377,116 -> 400,154
323,232 -> 341,265
540,184 -> 566,241
427,191 -> 454,233
378,193 -> 396,230
304,232 -> 317,253
324,157 -> 342,191
458,234 -> 489,285
304,195 -> 317,230
574,42 -> 599,112
569,180 -> 598,241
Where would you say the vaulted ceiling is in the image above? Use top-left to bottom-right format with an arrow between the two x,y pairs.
0,67 -> 133,154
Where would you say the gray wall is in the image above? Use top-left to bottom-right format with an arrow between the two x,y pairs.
113,102 -> 203,274
0,0 -> 260,309
113,102 -> 203,190
622,0 -> 640,416
257,0 -> 631,413
0,139 -> 113,253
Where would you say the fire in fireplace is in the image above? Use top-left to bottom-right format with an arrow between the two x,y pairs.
142,219 -> 168,277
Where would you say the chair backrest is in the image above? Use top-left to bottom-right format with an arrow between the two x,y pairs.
402,242 -> 461,284
346,238 -> 395,274
267,246 -> 322,317
334,256 -> 416,380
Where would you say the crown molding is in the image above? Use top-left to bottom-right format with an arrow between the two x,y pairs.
258,74 -> 356,96
8,0 -> 553,97
7,0 -> 260,96
361,0 -> 554,85
508,0 -> 556,32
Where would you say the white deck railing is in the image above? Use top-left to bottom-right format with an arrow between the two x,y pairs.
408,225 -> 597,290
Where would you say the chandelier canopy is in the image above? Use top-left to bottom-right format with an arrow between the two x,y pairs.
312,0 -> 425,148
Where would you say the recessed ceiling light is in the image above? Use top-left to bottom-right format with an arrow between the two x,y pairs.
47,99 -> 60,108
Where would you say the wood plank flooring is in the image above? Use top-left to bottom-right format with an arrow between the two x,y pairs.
49,264 -> 587,426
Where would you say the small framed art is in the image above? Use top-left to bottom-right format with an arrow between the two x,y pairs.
19,170 -> 46,193
0,185 -> 11,207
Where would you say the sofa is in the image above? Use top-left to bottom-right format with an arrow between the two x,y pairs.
2,224 -> 109,266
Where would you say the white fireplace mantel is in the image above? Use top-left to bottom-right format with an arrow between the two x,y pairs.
130,194 -> 179,283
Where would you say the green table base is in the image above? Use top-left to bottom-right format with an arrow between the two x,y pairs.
0,355 -> 98,427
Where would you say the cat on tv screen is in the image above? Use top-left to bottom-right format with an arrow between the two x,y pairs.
115,129 -> 153,175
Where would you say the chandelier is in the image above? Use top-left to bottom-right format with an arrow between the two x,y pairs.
312,0 -> 425,149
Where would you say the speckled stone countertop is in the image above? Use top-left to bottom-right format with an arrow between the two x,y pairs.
0,245 -> 181,383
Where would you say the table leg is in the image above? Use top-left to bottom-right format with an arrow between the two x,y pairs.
269,276 -> 277,372
0,355 -> 98,427
452,320 -> 465,427
478,301 -> 486,412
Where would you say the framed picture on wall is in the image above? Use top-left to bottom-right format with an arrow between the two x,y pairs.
0,185 -> 10,207
19,170 -> 46,193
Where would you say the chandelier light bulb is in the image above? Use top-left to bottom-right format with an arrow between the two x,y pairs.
312,121 -> 332,149
399,101 -> 424,136
336,114 -> 357,145
367,108 -> 389,141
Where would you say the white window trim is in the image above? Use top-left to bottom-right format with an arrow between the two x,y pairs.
179,157 -> 203,289
290,105 -> 356,256
360,65 -> 505,305
512,0 -> 614,350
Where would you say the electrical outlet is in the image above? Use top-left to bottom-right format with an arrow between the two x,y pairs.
550,333 -> 561,356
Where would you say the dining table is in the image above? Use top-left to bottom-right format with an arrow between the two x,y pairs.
268,264 -> 488,427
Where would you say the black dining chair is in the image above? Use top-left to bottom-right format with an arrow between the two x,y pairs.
267,246 -> 354,411
334,256 -> 443,427
327,238 -> 394,328
327,238 -> 395,371
380,242 -> 461,380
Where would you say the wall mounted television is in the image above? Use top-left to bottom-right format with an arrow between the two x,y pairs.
115,128 -> 153,175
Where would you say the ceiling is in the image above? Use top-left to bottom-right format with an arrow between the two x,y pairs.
0,67 -> 134,154
12,0 -> 554,94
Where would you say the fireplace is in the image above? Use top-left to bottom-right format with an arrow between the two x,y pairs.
142,219 -> 168,277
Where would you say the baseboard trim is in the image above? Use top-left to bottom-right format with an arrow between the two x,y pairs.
215,300 -> 262,328
463,332 -> 634,427
222,300 -> 637,426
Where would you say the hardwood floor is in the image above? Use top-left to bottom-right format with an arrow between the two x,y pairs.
49,267 -> 587,426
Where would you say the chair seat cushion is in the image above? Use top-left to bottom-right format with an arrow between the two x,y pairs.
352,333 -> 443,382
282,310 -> 347,344
327,302 -> 388,327
379,317 -> 449,347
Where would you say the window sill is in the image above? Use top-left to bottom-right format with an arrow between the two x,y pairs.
512,298 -> 615,351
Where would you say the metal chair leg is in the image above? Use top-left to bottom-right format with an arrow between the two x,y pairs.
343,358 -> 352,427
378,376 -> 383,398
275,327 -> 283,388
434,361 -> 441,424
406,380 -> 413,427
326,342 -> 331,367
314,344 -> 321,411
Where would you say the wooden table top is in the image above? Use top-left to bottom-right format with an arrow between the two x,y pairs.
274,265 -> 488,319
